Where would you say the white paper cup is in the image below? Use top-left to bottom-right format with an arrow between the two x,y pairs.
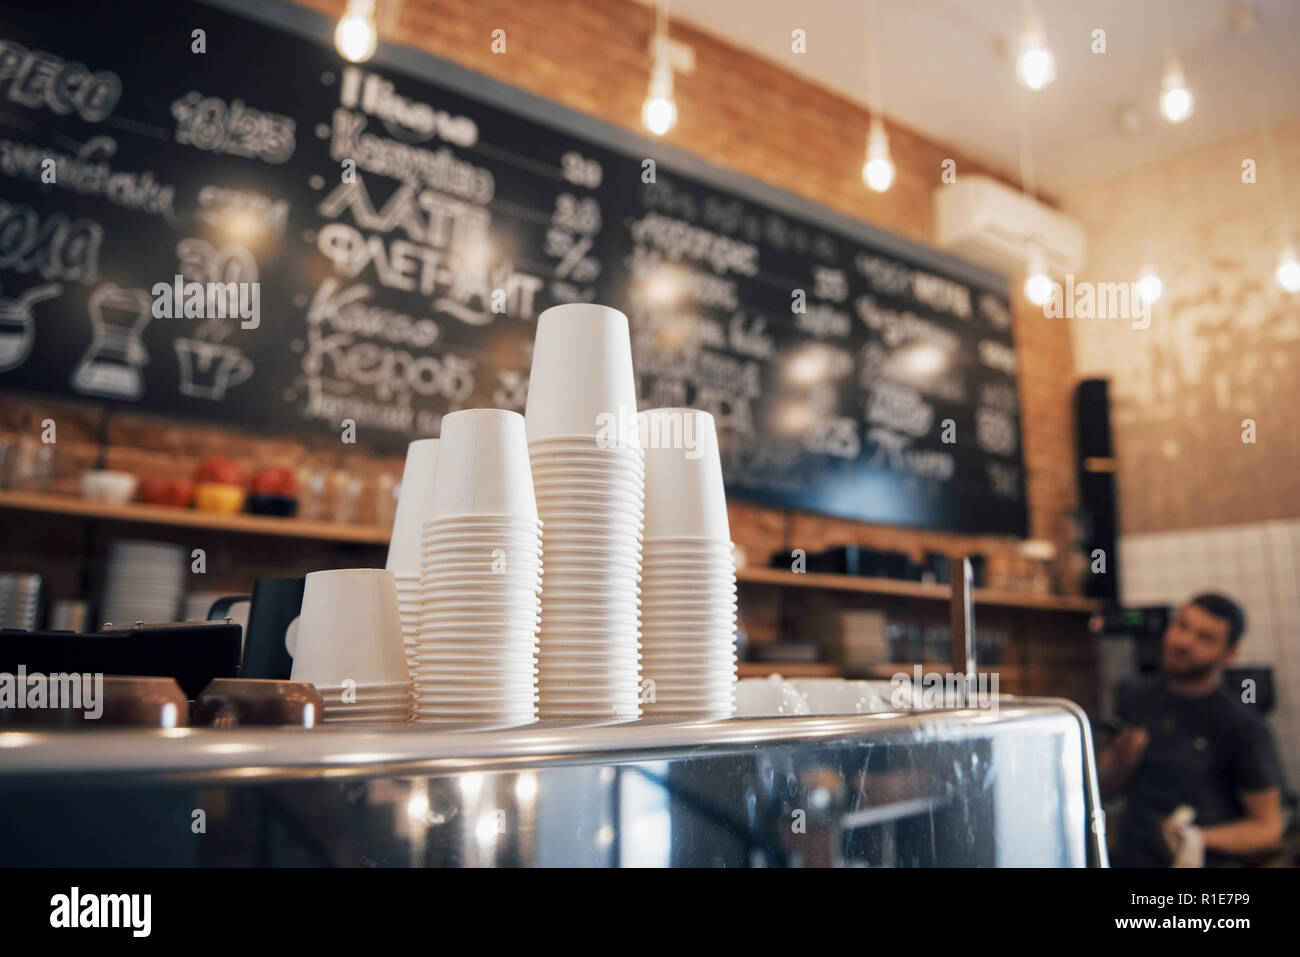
642,650 -> 735,662
534,665 -> 643,679
312,679 -> 411,693
412,668 -> 536,681
428,408 -> 536,520
421,528 -> 543,545
642,543 -> 735,559
531,463 -> 646,481
535,486 -> 645,505
529,434 -> 645,453
291,569 -> 408,686
420,534 -> 544,551
525,304 -> 640,442
412,654 -> 537,668
410,663 -> 538,675
541,598 -> 641,613
422,514 -> 543,533
641,573 -> 735,588
386,439 -> 440,577
638,408 -> 730,541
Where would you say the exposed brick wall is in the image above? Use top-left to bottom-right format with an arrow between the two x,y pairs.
1,0 -> 1084,631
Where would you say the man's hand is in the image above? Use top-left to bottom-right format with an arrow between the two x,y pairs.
1098,726 -> 1149,799
1114,726 -> 1149,769
1161,806 -> 1204,867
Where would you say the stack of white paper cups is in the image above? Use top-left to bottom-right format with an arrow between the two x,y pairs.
386,438 -> 439,673
414,409 -> 541,726
526,303 -> 645,719
638,408 -> 738,718
290,568 -> 414,724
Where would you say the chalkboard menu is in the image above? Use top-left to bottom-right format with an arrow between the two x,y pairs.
0,0 -> 1027,535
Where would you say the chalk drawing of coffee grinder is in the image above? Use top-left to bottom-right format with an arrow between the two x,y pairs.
72,283 -> 155,401
0,283 -> 62,372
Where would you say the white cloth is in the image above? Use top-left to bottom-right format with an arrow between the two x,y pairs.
1168,805 -> 1205,868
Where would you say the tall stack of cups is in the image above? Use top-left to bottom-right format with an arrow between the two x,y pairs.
414,409 -> 541,726
638,409 -> 738,718
386,438 -> 439,673
525,304 -> 645,719
290,568 -> 414,724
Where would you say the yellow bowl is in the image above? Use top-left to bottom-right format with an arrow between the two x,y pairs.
194,482 -> 246,515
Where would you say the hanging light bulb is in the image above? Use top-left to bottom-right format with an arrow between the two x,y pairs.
335,0 -> 378,63
861,117 -> 894,192
1015,2 -> 1056,91
641,62 -> 677,136
1023,245 -> 1054,306
642,1 -> 678,137
1136,265 -> 1163,304
1278,248 -> 1300,293
1159,53 -> 1194,123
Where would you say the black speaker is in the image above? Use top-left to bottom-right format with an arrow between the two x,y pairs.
1076,378 -> 1114,459
1075,379 -> 1119,603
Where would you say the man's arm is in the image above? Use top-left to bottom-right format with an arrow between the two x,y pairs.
1098,726 -> 1148,799
1200,789 -> 1283,859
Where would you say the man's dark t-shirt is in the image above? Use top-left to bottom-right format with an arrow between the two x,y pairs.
1112,675 -> 1282,867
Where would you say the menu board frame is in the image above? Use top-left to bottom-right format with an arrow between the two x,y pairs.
0,0 -> 1027,536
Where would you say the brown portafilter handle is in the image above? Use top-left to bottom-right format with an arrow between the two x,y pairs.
950,557 -> 976,695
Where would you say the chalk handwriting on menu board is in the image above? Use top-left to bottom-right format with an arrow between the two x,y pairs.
0,0 -> 1026,536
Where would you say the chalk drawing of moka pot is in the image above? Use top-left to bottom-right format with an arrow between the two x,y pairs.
72,284 -> 155,400
0,283 -> 62,372
175,338 -> 254,400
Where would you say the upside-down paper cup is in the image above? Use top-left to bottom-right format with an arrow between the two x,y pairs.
291,569 -> 408,687
386,439 -> 440,578
639,408 -> 729,541
428,409 -> 537,521
525,303 -> 640,444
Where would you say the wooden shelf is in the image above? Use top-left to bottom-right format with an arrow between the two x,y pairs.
735,565 -> 1101,614
0,490 -> 1100,613
0,489 -> 391,545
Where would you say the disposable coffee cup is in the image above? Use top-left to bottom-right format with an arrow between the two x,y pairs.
428,409 -> 537,520
525,304 -> 640,444
386,439 -> 440,577
290,569 -> 408,686
638,408 -> 730,541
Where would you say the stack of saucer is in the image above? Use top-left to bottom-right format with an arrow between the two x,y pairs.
525,304 -> 645,719
101,539 -> 186,626
637,409 -> 737,719
290,568 -> 412,724
413,409 -> 541,726
386,438 -> 440,672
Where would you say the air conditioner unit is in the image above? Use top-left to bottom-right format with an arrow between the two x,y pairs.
933,175 -> 1085,277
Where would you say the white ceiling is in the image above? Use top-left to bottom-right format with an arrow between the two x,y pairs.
646,0 -> 1300,196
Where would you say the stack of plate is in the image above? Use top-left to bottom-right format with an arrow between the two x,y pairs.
0,573 -> 43,630
638,409 -> 738,719
290,568 -> 412,725
525,304 -> 645,719
100,540 -> 185,626
413,409 -> 541,726
386,438 -> 440,673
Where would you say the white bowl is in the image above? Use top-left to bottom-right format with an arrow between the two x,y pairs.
80,470 -> 138,504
